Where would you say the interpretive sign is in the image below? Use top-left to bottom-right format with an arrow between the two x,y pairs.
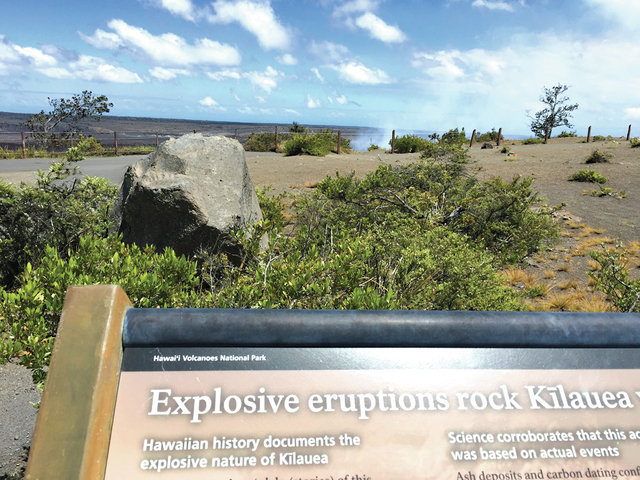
104,346 -> 640,479
25,287 -> 640,480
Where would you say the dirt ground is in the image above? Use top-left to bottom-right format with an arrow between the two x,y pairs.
245,136 -> 640,311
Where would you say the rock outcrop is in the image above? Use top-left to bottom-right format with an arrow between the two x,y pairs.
110,133 -> 263,260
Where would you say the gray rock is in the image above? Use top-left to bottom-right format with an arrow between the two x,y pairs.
481,142 -> 494,149
110,134 -> 264,261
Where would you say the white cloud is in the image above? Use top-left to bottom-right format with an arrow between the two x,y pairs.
311,67 -> 325,82
333,0 -> 380,16
412,51 -> 466,80
408,30 -> 640,132
207,0 -> 292,50
199,96 -> 227,110
0,35 -> 142,83
256,96 -> 266,104
82,19 -> 241,67
285,108 -> 300,115
625,107 -> 640,120
336,94 -> 349,105
471,0 -> 520,11
79,29 -> 123,49
332,61 -> 393,84
309,41 -> 350,63
327,96 -> 334,104
307,94 -> 322,108
243,65 -> 283,93
275,53 -> 298,65
149,0 -> 198,21
584,0 -> 640,31
149,66 -> 190,80
206,69 -> 241,80
238,106 -> 256,114
354,12 -> 407,43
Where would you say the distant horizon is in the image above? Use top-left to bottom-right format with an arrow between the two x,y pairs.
1,1 -> 638,138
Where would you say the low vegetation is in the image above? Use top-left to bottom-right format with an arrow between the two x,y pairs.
522,137 -> 544,145
585,149 -> 612,164
568,170 -> 608,183
1,145 -> 564,383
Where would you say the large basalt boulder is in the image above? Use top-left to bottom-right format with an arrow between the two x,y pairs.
110,133 -> 263,260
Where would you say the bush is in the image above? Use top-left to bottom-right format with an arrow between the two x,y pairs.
568,170 -> 608,183
368,144 -> 380,151
557,131 -> 577,138
283,129 -> 350,156
585,149 -> 612,164
589,247 -> 639,312
0,160 -> 117,286
0,235 -> 210,381
475,128 -> 503,143
591,135 -> 606,142
243,132 -> 288,152
294,157 -> 558,264
522,137 -> 544,145
391,134 -> 431,153
630,137 -> 640,148
501,146 -> 511,154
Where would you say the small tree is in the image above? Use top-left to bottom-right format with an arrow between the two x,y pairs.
25,90 -> 113,149
527,84 -> 578,142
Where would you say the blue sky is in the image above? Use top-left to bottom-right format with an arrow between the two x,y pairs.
1,0 -> 639,136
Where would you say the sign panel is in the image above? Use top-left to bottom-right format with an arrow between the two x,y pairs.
105,348 -> 640,479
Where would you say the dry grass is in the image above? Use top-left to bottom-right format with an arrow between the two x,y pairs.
500,268 -> 539,290
563,254 -> 573,263
575,293 -> 611,312
574,237 -> 616,256
567,221 -> 587,230
557,264 -> 571,272
626,241 -> 640,256
559,278 -> 580,290
543,269 -> 556,279
587,259 -> 602,271
540,292 -> 581,311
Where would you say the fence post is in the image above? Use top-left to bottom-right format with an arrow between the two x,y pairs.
22,132 -> 26,159
337,130 -> 341,154
497,128 -> 502,147
587,126 -> 591,143
114,132 -> 119,155
235,129 -> 237,139
627,125 -> 632,141
391,130 -> 395,154
470,129 -> 476,148
156,132 -> 159,147
275,126 -> 278,151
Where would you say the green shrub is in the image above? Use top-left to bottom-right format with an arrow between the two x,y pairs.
0,160 -> 117,286
283,129 -> 350,156
522,137 -> 544,145
557,130 -> 577,138
0,235 -> 210,381
294,157 -> 558,264
590,186 -> 625,198
591,135 -> 606,142
501,146 -> 511,154
368,144 -> 380,151
390,134 -> 431,153
243,132 -> 287,152
568,169 -> 608,183
475,128 -> 503,143
630,137 -> 640,148
589,247 -> 639,312
440,128 -> 467,146
585,149 -> 612,164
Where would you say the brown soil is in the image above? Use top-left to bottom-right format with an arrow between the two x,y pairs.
246,137 -> 640,311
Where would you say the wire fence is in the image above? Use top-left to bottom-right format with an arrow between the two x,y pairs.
0,124 -> 635,159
